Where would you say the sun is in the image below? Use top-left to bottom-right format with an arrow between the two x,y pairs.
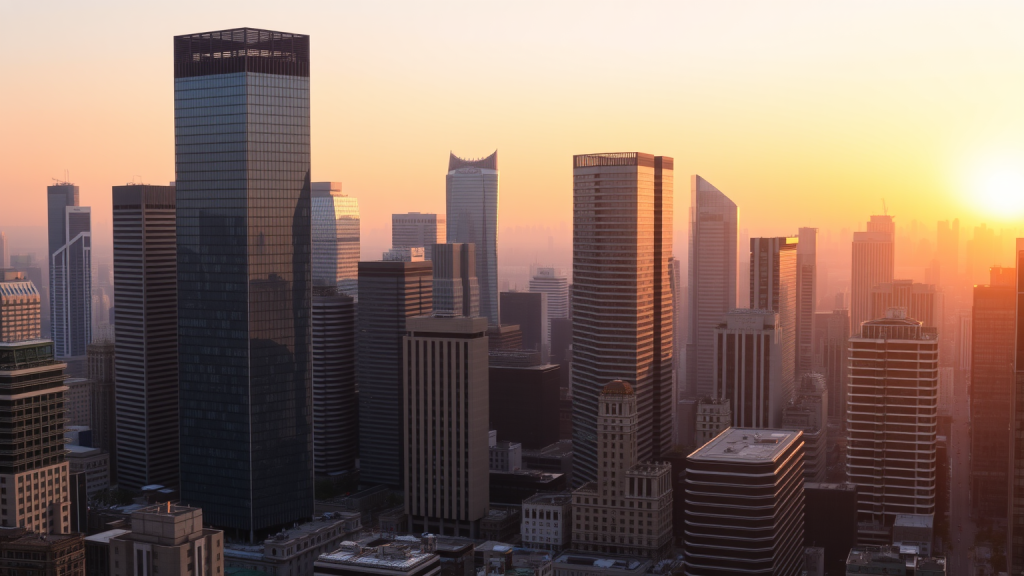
977,168 -> 1024,219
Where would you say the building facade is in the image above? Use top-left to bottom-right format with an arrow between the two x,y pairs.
750,236 -> 798,404
812,309 -> 850,423
403,316 -> 489,538
712,309 -> 786,428
432,243 -> 479,318
694,398 -> 731,447
529,268 -> 569,345
47,183 -> 91,359
521,493 -> 572,553
1010,240 -> 1024,572
109,505 -> 224,576
312,286 -> 358,477
174,27 -> 314,536
0,271 -> 41,343
312,182 -> 360,298
501,291 -> 548,363
393,213 -> 445,261
572,153 -> 673,486
868,280 -> 942,330
489,362 -> 560,450
0,530 -> 84,576
796,227 -> 817,377
86,341 -> 116,484
111,184 -> 178,491
446,152 -> 499,326
850,215 -> 895,336
781,373 -> 828,483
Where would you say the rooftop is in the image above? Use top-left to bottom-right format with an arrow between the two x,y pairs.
688,428 -> 801,463
804,482 -> 858,492
553,552 -> 649,572
893,513 -> 933,528
84,529 -> 130,544
523,493 -> 572,506
601,380 -> 633,395
319,542 -> 436,570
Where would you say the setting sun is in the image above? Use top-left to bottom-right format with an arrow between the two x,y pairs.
978,168 -> 1024,219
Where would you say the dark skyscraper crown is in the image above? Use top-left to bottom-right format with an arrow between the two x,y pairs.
448,151 -> 498,172
174,28 -> 309,78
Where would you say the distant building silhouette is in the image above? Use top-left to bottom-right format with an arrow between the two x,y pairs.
47,183 -> 91,358
529,267 -> 568,347
392,213 -> 445,261
796,227 -> 817,377
850,215 -> 894,335
750,236 -> 798,404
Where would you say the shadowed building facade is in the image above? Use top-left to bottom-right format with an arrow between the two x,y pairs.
47,183 -> 91,358
174,28 -> 314,538
446,152 -> 499,326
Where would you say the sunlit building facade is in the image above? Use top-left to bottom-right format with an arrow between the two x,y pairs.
796,227 -> 817,377
750,236 -> 798,404
312,182 -> 360,298
392,213 -> 445,261
850,215 -> 894,336
0,271 -> 41,343
447,151 -> 499,326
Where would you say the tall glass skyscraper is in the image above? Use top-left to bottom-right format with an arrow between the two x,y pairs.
47,183 -> 92,358
174,28 -> 313,538
312,182 -> 360,298
446,151 -> 499,326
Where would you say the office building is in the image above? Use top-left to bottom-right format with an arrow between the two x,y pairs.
892,514 -> 934,557
936,219 -> 959,287
447,151 -> 499,326
0,530 -> 84,576
0,339 -> 71,533
393,213 -> 446,261
796,227 -> 816,377
572,152 -> 674,485
86,341 -> 116,483
804,483 -> 859,572
109,504 -> 224,576
65,445 -> 110,497
487,325 -> 523,351
313,181 -> 360,297
869,280 -> 942,329
570,381 -> 673,559
225,512 -> 362,576
316,540 -> 441,576
500,291 -> 548,362
687,175 -> 738,399
65,377 -> 91,427
850,215 -> 895,335
1010,240 -> 1024,572
969,267 -> 1015,521
0,232 -> 6,268
781,373 -> 828,482
0,270 -> 41,342
403,316 -> 489,537
683,427 -> 805,576
812,309 -> 850,423
489,361 -> 560,449
847,309 -> 938,544
488,432 -> 522,472
47,183 -> 92,358
529,268 -> 569,344
384,247 -> 425,262
9,255 -> 47,337
312,286 -> 357,477
712,309 -> 786,428
694,397 -> 730,447
174,27 -> 314,536
357,259 -> 432,489
111,184 -> 178,491
521,493 -> 572,553
433,243 -> 479,318
668,258 -> 684,384
750,236 -> 798,402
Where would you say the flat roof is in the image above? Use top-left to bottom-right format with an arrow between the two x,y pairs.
523,493 -> 572,506
893,513 -> 933,528
689,428 -> 801,463
552,552 -> 648,571
319,544 -> 436,570
84,529 -> 130,544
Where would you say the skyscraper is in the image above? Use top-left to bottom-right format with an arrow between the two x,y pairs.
0,270 -> 40,343
112,184 -> 178,491
687,175 -> 738,399
528,267 -> 568,345
813,309 -> 850,423
403,316 -> 489,537
796,227 -> 817,377
571,152 -> 673,485
500,291 -> 548,362
847,309 -> 938,544
392,213 -> 445,261
713,309 -> 785,428
357,259 -> 432,489
0,231 -> 7,268
968,267 -> 1014,522
781,373 -> 828,482
47,183 -> 91,358
868,280 -> 942,329
936,219 -> 959,287
750,236 -> 798,402
850,215 -> 895,336
1009,240 -> 1024,572
312,182 -> 360,298
432,243 -> 479,317
312,286 -> 357,477
446,151 -> 499,326
174,28 -> 313,537
87,339 -> 116,482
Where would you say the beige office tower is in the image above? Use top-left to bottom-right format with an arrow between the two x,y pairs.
403,316 -> 489,538
0,271 -> 41,343
570,381 -> 673,559
850,215 -> 895,336
392,213 -> 446,261
847,309 -> 938,545
109,504 -> 224,576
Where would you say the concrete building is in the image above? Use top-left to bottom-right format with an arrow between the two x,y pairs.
687,175 -> 738,399
109,505 -> 223,576
811,309 -> 850,423
66,445 -> 109,497
225,512 -> 362,576
869,280 -> 942,330
433,243 -> 479,318
393,213 -> 445,261
489,362 -> 560,450
683,428 -> 806,576
850,215 -> 895,336
694,397 -> 730,447
313,182 -> 360,298
447,152 -> 499,326
749,236 -> 798,401
489,435 -> 522,473
86,341 -> 116,483
712,309 -> 786,428
65,377 -> 91,427
572,153 -> 674,486
403,316 -> 489,537
796,227 -> 817,377
781,373 -> 828,482
112,184 -> 178,491
47,183 -> 92,359
0,529 -> 84,576
0,271 -> 41,343
847,309 -> 938,544
551,552 -> 650,576
357,259 -> 433,489
312,286 -> 358,477
500,291 -> 548,363
315,540 -> 441,576
521,493 -> 572,552
570,381 -> 673,559
529,268 -> 568,346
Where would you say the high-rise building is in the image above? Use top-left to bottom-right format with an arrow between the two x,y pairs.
447,151 -> 499,326
8,255 -> 46,337
687,175 -> 737,399
0,339 -> 71,533
750,236 -> 798,401
850,215 -> 895,336
967,223 -> 1003,287
47,183 -> 92,358
403,316 -> 489,537
869,280 -> 942,329
1010,239 -> 1024,573
312,286 -> 357,477
683,427 -> 805,576
781,373 -> 828,483
712,309 -> 787,428
109,504 -> 224,576
500,291 -> 548,362
797,227 -> 817,377
312,182 -> 360,297
529,267 -> 568,344
570,381 -> 673,559
0,270 -> 41,343
432,243 -> 479,318
111,184 -> 177,491
490,360 -> 560,450
357,259 -> 432,489
571,153 -> 673,485
392,213 -> 445,261
936,219 -> 959,287
812,309 -> 850,423
174,28 -> 314,536
847,309 -> 938,544
0,232 -> 7,268
86,340 -> 116,482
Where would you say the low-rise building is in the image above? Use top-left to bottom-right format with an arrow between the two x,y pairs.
480,508 -> 520,543
490,439 -> 523,473
522,441 -> 572,486
694,398 -> 730,447
109,504 -> 223,576
66,445 -> 110,496
84,529 -> 129,576
315,540 -> 440,576
520,493 -> 571,552
0,528 -> 85,576
490,470 -> 567,507
226,512 -> 362,576
551,552 -> 651,576
892,514 -> 933,557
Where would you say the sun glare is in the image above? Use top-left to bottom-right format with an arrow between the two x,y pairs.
978,168 -> 1024,219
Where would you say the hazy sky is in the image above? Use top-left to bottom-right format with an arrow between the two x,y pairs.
2,1 -> 1024,260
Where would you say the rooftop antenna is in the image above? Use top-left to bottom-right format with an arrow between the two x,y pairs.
882,199 -> 888,216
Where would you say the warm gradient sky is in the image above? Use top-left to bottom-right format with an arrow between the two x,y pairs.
2,1 -> 1024,262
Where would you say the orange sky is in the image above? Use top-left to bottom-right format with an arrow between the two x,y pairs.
2,1 -> 1024,262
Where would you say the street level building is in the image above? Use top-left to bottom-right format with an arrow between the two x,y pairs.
225,512 -> 362,576
551,552 -> 650,576
109,504 -> 224,576
447,152 -> 499,326
393,213 -> 445,261
313,182 -> 360,298
315,539 -> 441,576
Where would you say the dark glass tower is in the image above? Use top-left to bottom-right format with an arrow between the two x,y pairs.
174,28 -> 313,538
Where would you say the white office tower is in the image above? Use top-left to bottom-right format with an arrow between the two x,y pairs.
796,227 -> 817,376
850,215 -> 895,336
529,267 -> 568,343
713,309 -> 786,428
312,181 -> 360,298
432,243 -> 480,318
687,175 -> 738,399
847,308 -> 938,545
446,152 -> 499,326
392,213 -> 445,261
